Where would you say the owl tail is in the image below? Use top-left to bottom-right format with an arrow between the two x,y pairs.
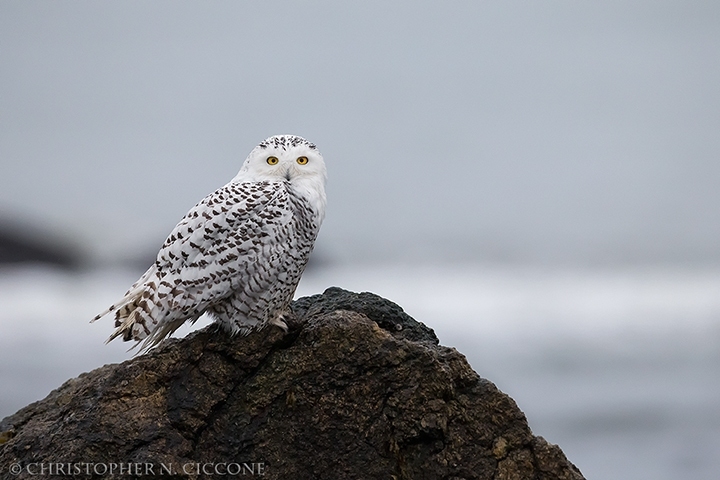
91,265 -> 162,350
91,265 -> 197,353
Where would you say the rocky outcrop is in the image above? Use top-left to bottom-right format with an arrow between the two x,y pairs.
0,287 -> 584,479
0,218 -> 81,268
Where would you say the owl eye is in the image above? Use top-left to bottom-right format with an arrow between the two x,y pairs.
266,156 -> 279,165
296,156 -> 309,165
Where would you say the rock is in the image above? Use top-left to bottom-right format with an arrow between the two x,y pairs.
0,218 -> 81,268
0,287 -> 584,480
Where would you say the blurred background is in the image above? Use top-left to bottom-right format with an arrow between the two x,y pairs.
1,1 -> 719,478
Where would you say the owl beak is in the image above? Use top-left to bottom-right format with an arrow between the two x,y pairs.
284,166 -> 292,181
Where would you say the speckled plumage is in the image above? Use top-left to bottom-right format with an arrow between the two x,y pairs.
92,135 -> 327,351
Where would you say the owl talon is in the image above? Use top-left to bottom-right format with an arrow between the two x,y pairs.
269,316 -> 289,332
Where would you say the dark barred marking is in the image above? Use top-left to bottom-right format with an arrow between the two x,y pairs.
257,135 -> 317,151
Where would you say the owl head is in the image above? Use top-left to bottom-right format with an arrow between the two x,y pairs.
234,135 -> 326,185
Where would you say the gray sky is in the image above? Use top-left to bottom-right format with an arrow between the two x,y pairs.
1,1 -> 719,265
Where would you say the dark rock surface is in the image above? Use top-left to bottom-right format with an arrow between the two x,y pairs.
0,287 -> 584,480
0,218 -> 81,268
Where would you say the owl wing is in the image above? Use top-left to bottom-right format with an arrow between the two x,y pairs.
153,180 -> 290,315
94,180 -> 291,350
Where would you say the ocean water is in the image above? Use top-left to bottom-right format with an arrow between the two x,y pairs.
1,263 -> 718,479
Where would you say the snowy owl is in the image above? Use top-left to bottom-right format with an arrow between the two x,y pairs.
92,134 -> 327,351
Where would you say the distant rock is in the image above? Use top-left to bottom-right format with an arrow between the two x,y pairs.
0,218 -> 81,268
0,287 -> 584,479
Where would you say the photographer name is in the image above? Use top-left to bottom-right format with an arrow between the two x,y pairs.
9,461 -> 265,476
